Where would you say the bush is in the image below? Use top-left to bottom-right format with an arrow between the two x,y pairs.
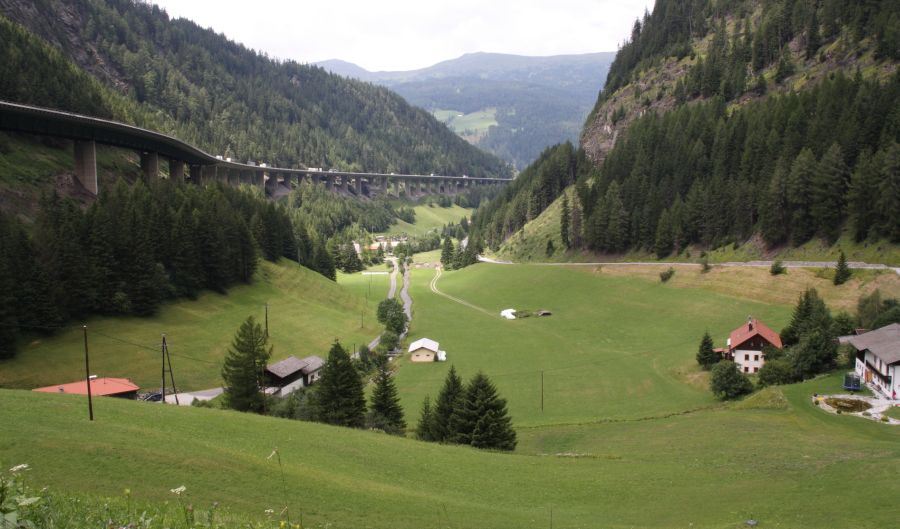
757,358 -> 797,387
659,267 -> 675,283
709,361 -> 754,400
700,256 -> 710,273
770,260 -> 786,275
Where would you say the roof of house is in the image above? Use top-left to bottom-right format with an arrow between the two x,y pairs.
299,355 -> 324,374
267,356 -> 308,378
844,323 -> 900,364
32,377 -> 139,396
408,338 -> 439,353
729,319 -> 782,350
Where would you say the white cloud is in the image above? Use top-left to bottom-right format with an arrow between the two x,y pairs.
151,0 -> 653,71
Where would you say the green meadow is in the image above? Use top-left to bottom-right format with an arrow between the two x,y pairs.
0,260 -> 388,391
380,203 -> 472,237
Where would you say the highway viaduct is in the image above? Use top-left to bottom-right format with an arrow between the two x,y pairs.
0,100 -> 510,198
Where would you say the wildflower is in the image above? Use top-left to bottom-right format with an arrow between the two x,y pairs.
9,464 -> 30,473
170,485 -> 187,496
280,521 -> 286,528
265,508 -> 275,515
124,488 -> 131,497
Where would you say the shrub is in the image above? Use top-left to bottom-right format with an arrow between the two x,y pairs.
700,256 -> 711,273
709,361 -> 754,400
770,260 -> 786,275
757,358 -> 797,387
659,267 -> 675,283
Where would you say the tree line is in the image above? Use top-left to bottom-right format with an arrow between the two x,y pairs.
0,180 -> 334,359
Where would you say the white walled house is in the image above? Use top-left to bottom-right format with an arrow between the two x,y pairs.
845,323 -> 900,400
725,318 -> 782,374
408,338 -> 445,363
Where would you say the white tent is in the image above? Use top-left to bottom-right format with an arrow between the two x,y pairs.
500,309 -> 517,320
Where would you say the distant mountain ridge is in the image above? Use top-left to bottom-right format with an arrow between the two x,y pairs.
318,52 -> 616,169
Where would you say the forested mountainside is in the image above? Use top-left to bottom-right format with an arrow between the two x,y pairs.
0,0 -> 511,177
318,53 -> 615,170
474,0 -> 899,257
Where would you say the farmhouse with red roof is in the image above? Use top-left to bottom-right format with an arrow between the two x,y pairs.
725,318 -> 782,374
32,377 -> 139,399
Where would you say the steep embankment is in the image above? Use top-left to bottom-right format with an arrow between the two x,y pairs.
0,260 -> 387,391
0,0 -> 511,178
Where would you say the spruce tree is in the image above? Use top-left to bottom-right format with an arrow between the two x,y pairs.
416,396 -> 437,441
811,144 -> 847,241
432,365 -> 464,442
440,237 -> 455,269
448,372 -> 517,451
696,331 -> 720,370
368,364 -> 406,435
833,250 -> 851,285
314,340 -> 366,428
222,316 -> 272,413
787,148 -> 817,244
781,288 -> 833,347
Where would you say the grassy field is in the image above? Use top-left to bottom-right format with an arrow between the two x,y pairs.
380,203 -> 473,237
0,260 -> 388,391
1,260 -> 899,528
432,108 -> 497,136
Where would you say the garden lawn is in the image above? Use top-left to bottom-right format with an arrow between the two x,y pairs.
0,260 -> 385,391
380,204 -> 472,237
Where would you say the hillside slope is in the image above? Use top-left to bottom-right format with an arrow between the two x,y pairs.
474,0 -> 899,262
0,0 -> 510,177
318,52 -> 615,169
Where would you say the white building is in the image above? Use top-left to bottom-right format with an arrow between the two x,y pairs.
408,338 -> 445,363
725,318 -> 782,374
844,323 -> 900,400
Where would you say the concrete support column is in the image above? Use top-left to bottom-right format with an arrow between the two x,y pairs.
326,174 -> 334,191
140,152 -> 159,180
355,177 -> 363,195
169,159 -> 185,182
340,175 -> 348,193
201,164 -> 218,185
189,165 -> 202,185
381,176 -> 388,195
73,140 -> 98,195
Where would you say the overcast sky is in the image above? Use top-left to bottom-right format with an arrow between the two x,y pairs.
150,0 -> 654,71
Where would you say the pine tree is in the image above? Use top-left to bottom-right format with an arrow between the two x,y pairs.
448,372 -> 517,451
787,148 -> 817,244
560,194 -> 570,249
696,331 -> 720,369
440,237 -> 455,269
312,237 -> 336,281
877,143 -> 900,241
806,8 -> 821,60
781,288 -> 833,347
847,149 -> 880,241
314,340 -> 366,428
833,250 -> 851,285
368,364 -> 406,434
432,365 -> 464,442
415,396 -> 437,441
811,144 -> 848,241
222,316 -> 272,413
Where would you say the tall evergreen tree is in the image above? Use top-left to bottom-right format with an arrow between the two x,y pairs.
696,331 -> 720,369
560,194 -> 570,249
448,372 -> 517,451
833,250 -> 852,285
416,396 -> 437,441
781,288 -> 834,347
432,365 -> 464,442
314,340 -> 366,428
440,237 -> 455,269
787,148 -> 817,244
222,316 -> 272,413
368,364 -> 406,435
811,144 -> 848,241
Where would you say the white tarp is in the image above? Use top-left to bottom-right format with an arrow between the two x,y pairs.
500,309 -> 517,320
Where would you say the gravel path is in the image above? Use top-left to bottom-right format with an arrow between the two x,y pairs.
368,257 -> 413,351
429,266 -> 496,318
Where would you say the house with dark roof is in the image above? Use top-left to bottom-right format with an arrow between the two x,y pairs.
725,318 -> 782,374
266,355 -> 325,391
843,323 -> 900,399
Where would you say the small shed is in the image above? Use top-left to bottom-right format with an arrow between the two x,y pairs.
266,355 -> 325,388
500,309 -> 517,320
409,338 -> 442,363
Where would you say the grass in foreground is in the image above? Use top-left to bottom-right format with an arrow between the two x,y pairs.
0,260 -> 386,391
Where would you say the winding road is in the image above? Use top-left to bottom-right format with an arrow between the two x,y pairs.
368,257 -> 413,350
429,266 -> 496,318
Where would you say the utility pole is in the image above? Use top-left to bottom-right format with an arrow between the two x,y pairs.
541,370 -> 544,413
162,334 -> 179,405
83,325 -> 93,421
265,302 -> 269,338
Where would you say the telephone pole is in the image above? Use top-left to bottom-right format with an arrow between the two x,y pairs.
83,325 -> 93,421
265,302 -> 269,337
161,334 -> 179,405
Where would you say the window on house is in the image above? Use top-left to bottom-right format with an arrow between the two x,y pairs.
744,366 -> 749,373
754,355 -> 759,361
745,354 -> 750,361
754,367 -> 759,373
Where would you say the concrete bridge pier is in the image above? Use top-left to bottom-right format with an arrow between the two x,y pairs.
326,174 -> 334,191
341,175 -> 350,193
73,140 -> 98,195
201,164 -> 218,185
282,173 -> 293,190
189,165 -> 202,185
169,159 -> 185,182
140,152 -> 159,180
381,176 -> 389,196
354,177 -> 363,195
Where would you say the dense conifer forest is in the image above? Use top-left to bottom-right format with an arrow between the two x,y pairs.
474,0 -> 900,256
0,0 -> 511,177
